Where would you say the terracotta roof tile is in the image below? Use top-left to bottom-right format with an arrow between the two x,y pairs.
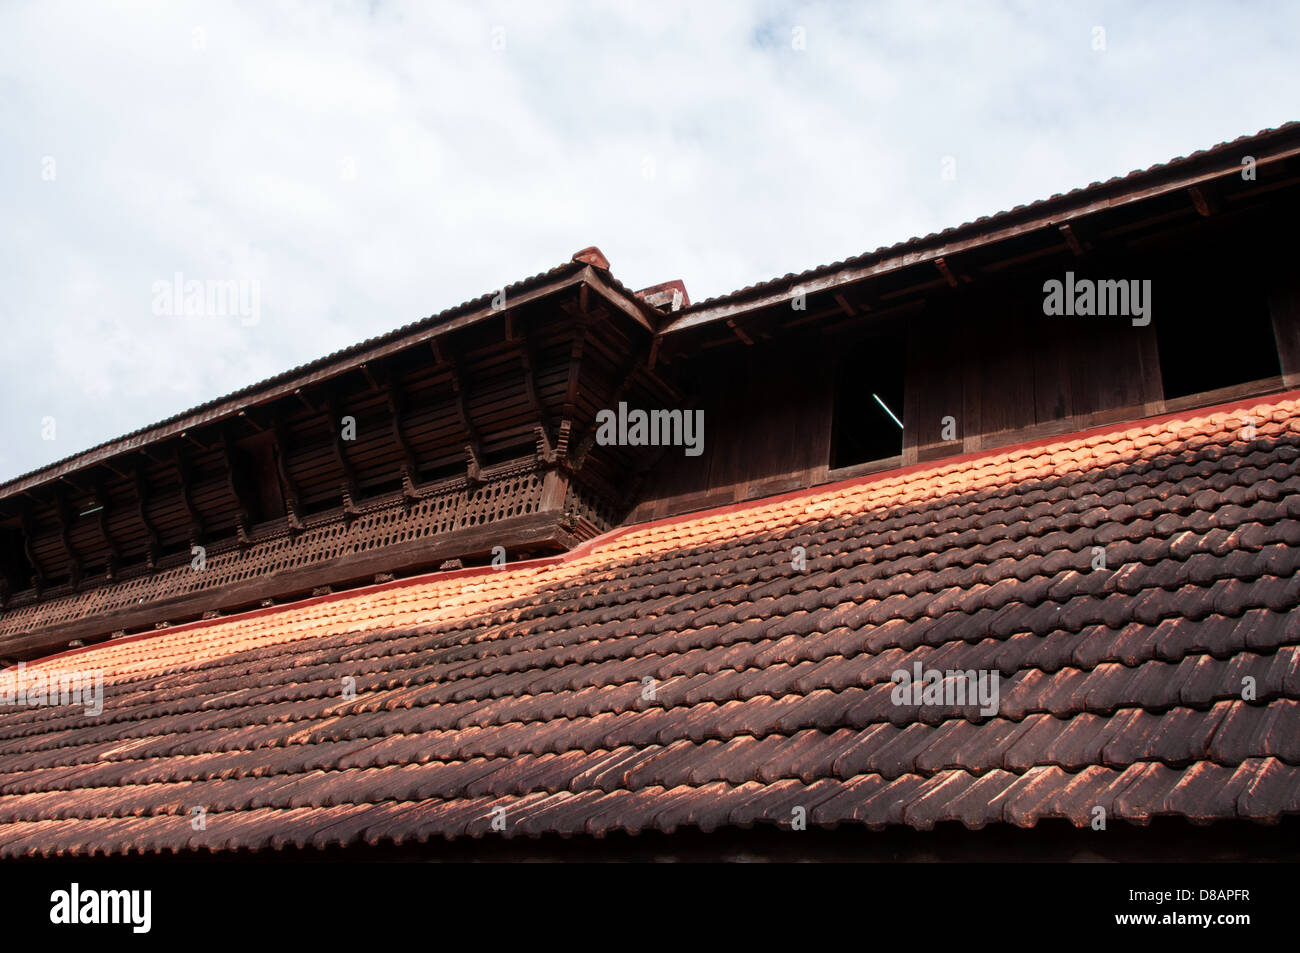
1,393 -> 1299,855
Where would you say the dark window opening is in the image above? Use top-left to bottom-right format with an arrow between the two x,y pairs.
831,335 -> 906,469
1157,284 -> 1280,400
0,527 -> 33,593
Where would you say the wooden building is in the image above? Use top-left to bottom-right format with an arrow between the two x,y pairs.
0,123 -> 1298,860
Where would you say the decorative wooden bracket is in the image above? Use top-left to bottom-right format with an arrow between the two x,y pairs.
379,365 -> 420,507
132,462 -> 161,570
567,422 -> 598,472
434,340 -> 486,487
535,418 -> 572,468
53,486 -> 83,589
324,393 -> 361,520
90,473 -> 120,580
271,419 -> 305,533
18,501 -> 46,595
220,427 -> 254,547
172,444 -> 205,546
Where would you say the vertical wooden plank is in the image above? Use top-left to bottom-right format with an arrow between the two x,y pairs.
978,310 -> 1036,438
905,309 -> 965,463
1032,318 -> 1074,425
1269,281 -> 1300,387
961,315 -> 983,454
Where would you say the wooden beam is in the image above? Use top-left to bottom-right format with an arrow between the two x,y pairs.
934,257 -> 960,288
832,293 -> 859,317
323,392 -> 361,516
220,427 -> 254,545
438,344 -> 484,482
53,486 -> 82,588
271,419 -> 304,532
725,319 -> 754,345
18,501 -> 46,594
359,362 -> 380,392
293,388 -> 317,414
515,314 -> 550,436
172,444 -> 205,545
90,473 -> 120,579
1059,223 -> 1086,257
132,462 -> 161,570
561,319 -> 590,422
237,408 -> 268,434
1188,184 -> 1221,217
379,368 -> 420,500
179,430 -> 208,451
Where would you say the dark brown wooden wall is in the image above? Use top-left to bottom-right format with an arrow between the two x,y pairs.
629,341 -> 834,521
904,286 -> 1161,463
634,244 -> 1297,523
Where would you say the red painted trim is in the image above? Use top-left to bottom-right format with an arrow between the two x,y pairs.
22,385 -> 1297,670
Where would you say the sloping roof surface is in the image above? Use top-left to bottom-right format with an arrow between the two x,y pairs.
0,393 -> 1297,856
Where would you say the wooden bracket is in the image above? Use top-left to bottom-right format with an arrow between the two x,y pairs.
53,486 -> 83,589
132,462 -> 161,570
934,257 -> 960,288
380,370 -> 420,506
442,346 -> 485,481
323,393 -> 361,518
725,318 -> 754,345
172,443 -> 205,545
271,419 -> 304,533
90,473 -> 120,579
1059,223 -> 1086,257
1188,184 -> 1221,217
18,501 -> 46,594
220,427 -> 254,546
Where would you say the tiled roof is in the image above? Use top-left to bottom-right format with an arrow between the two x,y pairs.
0,393 -> 1297,856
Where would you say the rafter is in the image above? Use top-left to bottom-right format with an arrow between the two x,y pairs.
934,256 -> 960,288
1059,223 -> 1086,257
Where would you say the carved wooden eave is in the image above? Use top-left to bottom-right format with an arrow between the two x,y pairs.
0,255 -> 678,661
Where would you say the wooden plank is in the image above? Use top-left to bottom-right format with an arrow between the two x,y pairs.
1269,279 -> 1300,386
905,309 -> 965,463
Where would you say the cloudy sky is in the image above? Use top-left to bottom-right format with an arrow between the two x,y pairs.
2,0 -> 1297,483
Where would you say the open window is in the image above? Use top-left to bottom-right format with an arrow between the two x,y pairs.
1156,280 -> 1281,401
830,334 -> 906,469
